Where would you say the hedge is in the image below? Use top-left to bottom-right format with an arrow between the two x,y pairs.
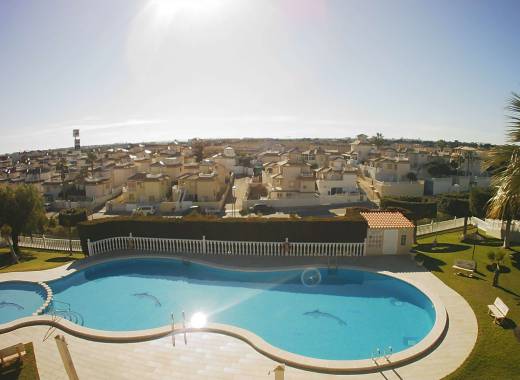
380,197 -> 437,221
59,208 -> 88,227
77,214 -> 368,254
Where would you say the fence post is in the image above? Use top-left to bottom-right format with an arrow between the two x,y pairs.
283,237 -> 290,255
42,235 -> 47,249
87,239 -> 91,256
202,235 -> 206,254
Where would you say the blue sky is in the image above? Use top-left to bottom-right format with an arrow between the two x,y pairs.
0,0 -> 518,153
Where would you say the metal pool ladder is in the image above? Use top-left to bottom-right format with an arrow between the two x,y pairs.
49,300 -> 85,326
171,311 -> 187,346
371,346 -> 392,364
327,255 -> 338,274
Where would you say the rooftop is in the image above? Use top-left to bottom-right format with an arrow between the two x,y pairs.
360,212 -> 415,229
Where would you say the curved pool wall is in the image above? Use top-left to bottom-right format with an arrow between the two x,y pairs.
47,258 -> 435,359
0,281 -> 48,323
0,257 -> 448,372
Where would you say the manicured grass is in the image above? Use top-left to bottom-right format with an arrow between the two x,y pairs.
0,247 -> 83,273
414,228 -> 520,380
0,342 -> 40,379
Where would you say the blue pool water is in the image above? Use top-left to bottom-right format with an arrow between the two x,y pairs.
0,281 -> 46,324
44,258 -> 436,360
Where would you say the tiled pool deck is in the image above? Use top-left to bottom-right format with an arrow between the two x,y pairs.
0,254 -> 477,379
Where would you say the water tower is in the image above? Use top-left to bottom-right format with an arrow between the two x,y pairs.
73,129 -> 80,150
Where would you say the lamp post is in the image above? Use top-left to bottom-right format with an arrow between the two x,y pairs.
232,185 -> 237,217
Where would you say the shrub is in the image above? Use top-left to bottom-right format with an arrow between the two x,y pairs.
380,197 -> 437,221
77,214 -> 368,254
59,208 -> 88,227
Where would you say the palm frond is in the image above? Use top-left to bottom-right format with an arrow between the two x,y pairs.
507,92 -> 520,143
486,148 -> 520,219
483,145 -> 518,172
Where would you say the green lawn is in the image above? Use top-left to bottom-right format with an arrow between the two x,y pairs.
0,247 -> 83,273
414,228 -> 520,380
0,342 -> 40,379
1,231 -> 519,378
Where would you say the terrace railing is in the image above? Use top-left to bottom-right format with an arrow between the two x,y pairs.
87,235 -> 366,257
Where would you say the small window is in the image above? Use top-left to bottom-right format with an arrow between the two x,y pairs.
400,235 -> 407,246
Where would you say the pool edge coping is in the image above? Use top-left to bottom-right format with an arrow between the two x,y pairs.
0,254 -> 449,373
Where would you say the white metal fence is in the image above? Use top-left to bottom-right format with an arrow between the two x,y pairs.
18,235 -> 82,252
87,235 -> 366,257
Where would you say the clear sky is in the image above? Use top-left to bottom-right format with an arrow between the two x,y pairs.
0,0 -> 519,153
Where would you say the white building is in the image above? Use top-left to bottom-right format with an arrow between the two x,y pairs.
212,146 -> 237,173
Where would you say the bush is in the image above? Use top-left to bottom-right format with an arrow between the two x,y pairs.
438,196 -> 469,218
77,214 -> 368,254
380,197 -> 437,221
59,208 -> 88,227
470,187 -> 492,219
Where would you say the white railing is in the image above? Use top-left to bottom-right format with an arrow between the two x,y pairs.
18,235 -> 82,252
87,234 -> 366,257
416,217 -> 469,236
471,217 -> 520,239
417,216 -> 520,238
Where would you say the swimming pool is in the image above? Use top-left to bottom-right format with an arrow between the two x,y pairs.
43,258 -> 437,361
0,281 -> 47,324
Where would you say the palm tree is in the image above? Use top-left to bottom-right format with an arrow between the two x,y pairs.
485,92 -> 520,248
86,151 -> 97,176
1,224 -> 19,264
436,139 -> 447,152
371,133 -> 385,149
56,157 -> 68,181
86,151 -> 97,174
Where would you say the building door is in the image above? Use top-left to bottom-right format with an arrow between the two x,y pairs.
383,229 -> 398,254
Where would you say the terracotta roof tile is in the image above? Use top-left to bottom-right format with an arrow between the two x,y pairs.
360,212 -> 415,229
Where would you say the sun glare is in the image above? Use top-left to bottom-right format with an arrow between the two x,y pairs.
190,312 -> 208,328
149,0 -> 225,25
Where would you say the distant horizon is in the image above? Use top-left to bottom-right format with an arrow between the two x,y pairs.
1,0 -> 519,153
1,133 -> 498,156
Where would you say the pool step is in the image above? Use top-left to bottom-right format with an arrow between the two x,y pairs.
33,282 -> 53,316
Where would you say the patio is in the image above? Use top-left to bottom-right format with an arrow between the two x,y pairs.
0,254 -> 477,379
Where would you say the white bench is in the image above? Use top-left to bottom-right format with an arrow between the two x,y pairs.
0,343 -> 26,366
487,297 -> 509,325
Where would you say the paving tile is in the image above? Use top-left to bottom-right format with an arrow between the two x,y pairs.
0,256 -> 477,380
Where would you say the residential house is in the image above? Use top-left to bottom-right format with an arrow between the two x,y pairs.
257,151 -> 282,164
281,147 -> 303,162
126,172 -> 171,204
212,146 -> 237,173
150,159 -> 183,184
315,164 -> 359,198
133,157 -> 152,172
364,157 -> 411,182
112,163 -> 137,187
84,177 -> 113,201
302,147 -> 329,168
42,179 -> 63,201
263,159 -> 316,199
349,140 -> 375,163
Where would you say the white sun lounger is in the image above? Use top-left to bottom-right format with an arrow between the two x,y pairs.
452,259 -> 476,277
487,297 -> 509,325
